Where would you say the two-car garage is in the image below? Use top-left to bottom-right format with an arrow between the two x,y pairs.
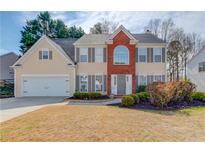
21,76 -> 70,97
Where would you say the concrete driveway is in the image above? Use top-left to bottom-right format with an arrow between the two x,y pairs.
0,97 -> 66,123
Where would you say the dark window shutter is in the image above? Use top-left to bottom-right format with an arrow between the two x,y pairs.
88,75 -> 92,92
76,48 -> 80,62
103,75 -> 107,92
92,48 -> 95,62
39,51 -> 42,60
162,75 -> 165,82
103,48 -> 107,62
151,48 -> 153,62
92,75 -> 95,92
162,48 -> 165,63
76,75 -> 79,91
147,48 -> 150,63
136,48 -> 138,62
49,51 -> 52,60
88,48 -> 92,63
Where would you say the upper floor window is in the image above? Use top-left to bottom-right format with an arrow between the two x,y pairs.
114,45 -> 129,64
138,48 -> 147,63
199,62 -> 205,72
153,48 -> 162,62
42,48 -> 49,60
95,48 -> 103,63
80,48 -> 88,62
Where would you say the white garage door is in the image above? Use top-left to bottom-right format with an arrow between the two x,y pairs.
22,76 -> 70,96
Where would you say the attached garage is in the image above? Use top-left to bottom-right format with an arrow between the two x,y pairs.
21,75 -> 70,97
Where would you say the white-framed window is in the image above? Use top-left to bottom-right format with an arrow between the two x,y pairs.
199,62 -> 205,72
153,48 -> 162,62
138,48 -> 147,63
80,75 -> 88,92
80,48 -> 88,62
95,75 -> 103,92
138,75 -> 147,86
114,45 -> 129,64
42,48 -> 49,59
154,75 -> 162,82
95,48 -> 103,63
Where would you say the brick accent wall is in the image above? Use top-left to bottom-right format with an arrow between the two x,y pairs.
107,31 -> 136,95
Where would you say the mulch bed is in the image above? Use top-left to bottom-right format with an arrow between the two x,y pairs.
109,100 -> 205,110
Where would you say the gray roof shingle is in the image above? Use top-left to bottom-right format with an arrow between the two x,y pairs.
73,33 -> 165,45
51,33 -> 165,62
51,38 -> 78,61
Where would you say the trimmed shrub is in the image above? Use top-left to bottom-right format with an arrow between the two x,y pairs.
146,81 -> 196,109
0,83 -> 14,96
88,92 -> 102,99
130,94 -> 139,104
121,96 -> 135,107
73,92 -> 101,100
136,92 -> 150,102
137,85 -> 146,93
192,92 -> 205,101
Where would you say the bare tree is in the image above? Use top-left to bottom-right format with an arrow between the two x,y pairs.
147,19 -> 161,37
160,18 -> 175,42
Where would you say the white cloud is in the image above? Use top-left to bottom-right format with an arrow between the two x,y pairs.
18,11 -> 205,39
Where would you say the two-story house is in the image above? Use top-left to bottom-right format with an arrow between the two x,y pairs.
12,25 -> 167,97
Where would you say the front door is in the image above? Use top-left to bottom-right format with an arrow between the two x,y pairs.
111,74 -> 132,95
117,75 -> 126,95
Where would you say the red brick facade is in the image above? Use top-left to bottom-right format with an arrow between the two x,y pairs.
107,31 -> 136,95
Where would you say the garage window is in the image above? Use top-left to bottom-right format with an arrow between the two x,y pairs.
80,75 -> 88,92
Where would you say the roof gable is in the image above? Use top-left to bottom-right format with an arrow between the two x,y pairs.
106,25 -> 137,43
12,35 -> 74,67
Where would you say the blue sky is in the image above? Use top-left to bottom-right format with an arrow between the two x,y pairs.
0,11 -> 205,55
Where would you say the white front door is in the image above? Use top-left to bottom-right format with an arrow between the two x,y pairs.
111,75 -> 117,95
126,74 -> 132,95
22,76 -> 70,96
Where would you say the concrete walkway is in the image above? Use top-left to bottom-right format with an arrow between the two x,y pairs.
67,98 -> 121,106
0,97 -> 66,123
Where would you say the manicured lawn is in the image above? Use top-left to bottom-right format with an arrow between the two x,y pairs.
0,106 -> 205,141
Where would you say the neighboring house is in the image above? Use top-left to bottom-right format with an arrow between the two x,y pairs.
0,52 -> 18,83
12,25 -> 167,97
187,46 -> 205,92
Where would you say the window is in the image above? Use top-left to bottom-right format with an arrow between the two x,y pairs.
138,48 -> 147,63
114,45 -> 129,64
199,62 -> 205,72
153,48 -> 162,62
95,48 -> 103,63
80,75 -> 88,92
95,75 -> 103,92
42,49 -> 49,59
80,48 -> 88,62
138,75 -> 147,86
154,75 -> 162,82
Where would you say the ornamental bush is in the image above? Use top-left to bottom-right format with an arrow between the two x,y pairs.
130,94 -> 139,104
121,96 -> 135,107
73,92 -> 101,100
192,92 -> 205,101
146,81 -> 196,109
136,92 -> 150,102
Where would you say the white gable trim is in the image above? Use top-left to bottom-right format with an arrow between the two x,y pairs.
188,46 -> 205,64
12,35 -> 74,68
106,25 -> 138,43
